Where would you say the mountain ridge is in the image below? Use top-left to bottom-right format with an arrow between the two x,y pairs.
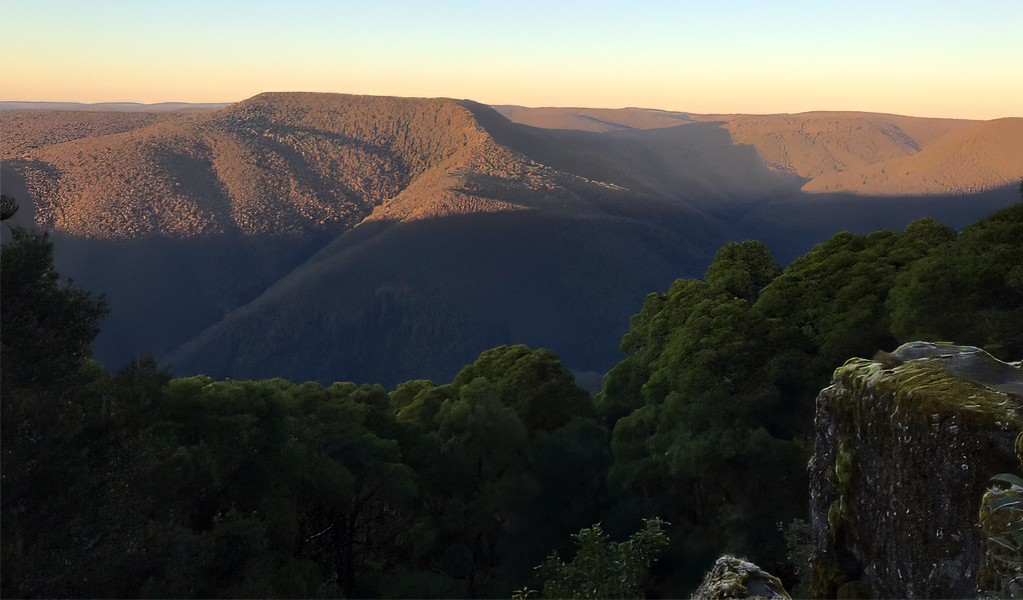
493,105 -> 1019,195
3,93 -> 644,238
2,92 -> 1020,385
5,94 -> 1020,241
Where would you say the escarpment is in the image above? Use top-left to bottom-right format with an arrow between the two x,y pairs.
810,342 -> 1023,598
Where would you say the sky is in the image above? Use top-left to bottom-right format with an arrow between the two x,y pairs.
1,0 -> 1021,119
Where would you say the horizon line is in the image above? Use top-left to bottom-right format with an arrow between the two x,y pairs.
4,96 -> 1020,122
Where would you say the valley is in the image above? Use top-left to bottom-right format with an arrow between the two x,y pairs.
2,93 -> 1020,386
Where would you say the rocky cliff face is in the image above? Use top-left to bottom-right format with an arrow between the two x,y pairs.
809,342 -> 1023,598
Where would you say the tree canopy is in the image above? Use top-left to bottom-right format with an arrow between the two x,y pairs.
3,204 -> 1020,598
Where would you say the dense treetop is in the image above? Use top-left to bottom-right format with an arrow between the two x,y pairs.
2,201 -> 1020,597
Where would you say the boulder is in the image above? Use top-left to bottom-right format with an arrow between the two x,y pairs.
809,342 -> 1022,598
691,555 -> 789,600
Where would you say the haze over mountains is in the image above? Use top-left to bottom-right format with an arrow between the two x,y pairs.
1,93 -> 1020,386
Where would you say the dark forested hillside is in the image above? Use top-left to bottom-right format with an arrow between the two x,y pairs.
2,200 -> 1021,598
167,209 -> 723,388
594,202 -> 1023,594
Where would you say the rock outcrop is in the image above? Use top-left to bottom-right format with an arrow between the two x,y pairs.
810,342 -> 1023,598
691,555 -> 790,600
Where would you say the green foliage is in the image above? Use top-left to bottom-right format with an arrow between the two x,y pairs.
538,519 -> 669,599
140,377 -> 421,597
756,221 -> 950,366
6,202 -> 1020,598
451,345 -> 595,431
704,240 -> 782,302
1,226 -> 108,389
387,345 -> 606,597
888,204 -> 1023,360
781,518 -> 813,599
981,472 -> 1023,598
594,215 -> 1004,591
599,245 -> 817,583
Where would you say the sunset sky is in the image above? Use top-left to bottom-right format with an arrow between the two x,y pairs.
2,0 -> 1020,119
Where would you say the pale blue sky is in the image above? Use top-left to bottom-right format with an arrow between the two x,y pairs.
2,0 -> 1020,118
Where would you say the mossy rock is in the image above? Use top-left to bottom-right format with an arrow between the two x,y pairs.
810,343 -> 1022,599
692,555 -> 790,600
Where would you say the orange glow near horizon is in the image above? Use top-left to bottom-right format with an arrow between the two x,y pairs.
2,1 -> 1021,121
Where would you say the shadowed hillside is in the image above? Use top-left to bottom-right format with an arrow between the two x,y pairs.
169,209 -> 725,387
3,92 -> 1020,384
496,106 -> 1021,196
165,183 -> 1020,387
467,101 -> 801,208
492,105 -> 697,132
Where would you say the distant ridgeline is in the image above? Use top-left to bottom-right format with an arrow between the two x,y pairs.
2,191 -> 1021,597
1,92 -> 1021,388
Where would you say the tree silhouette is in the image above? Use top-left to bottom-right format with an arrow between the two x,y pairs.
1,226 -> 108,389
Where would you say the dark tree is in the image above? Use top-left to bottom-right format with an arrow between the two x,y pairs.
1,226 -> 108,389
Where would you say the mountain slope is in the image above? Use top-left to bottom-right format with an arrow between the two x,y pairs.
0,110 -> 184,158
492,105 -> 696,132
714,112 -> 974,179
3,92 -> 1020,385
495,106 -> 1020,196
5,93 -> 800,239
803,117 -> 1023,194
168,209 -> 725,387
7,94 -> 494,237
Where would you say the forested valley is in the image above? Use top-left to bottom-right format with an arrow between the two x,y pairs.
2,196 -> 1022,598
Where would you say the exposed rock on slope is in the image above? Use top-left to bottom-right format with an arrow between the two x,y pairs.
810,342 -> 1023,598
691,555 -> 790,599
977,447 -> 1023,596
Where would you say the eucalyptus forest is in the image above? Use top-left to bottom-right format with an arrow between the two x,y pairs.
2,196 -> 1022,598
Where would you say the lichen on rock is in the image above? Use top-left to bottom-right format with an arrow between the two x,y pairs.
810,342 -> 1022,599
691,555 -> 790,600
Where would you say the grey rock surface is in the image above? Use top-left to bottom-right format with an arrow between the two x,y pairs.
691,555 -> 789,600
809,343 -> 1022,598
